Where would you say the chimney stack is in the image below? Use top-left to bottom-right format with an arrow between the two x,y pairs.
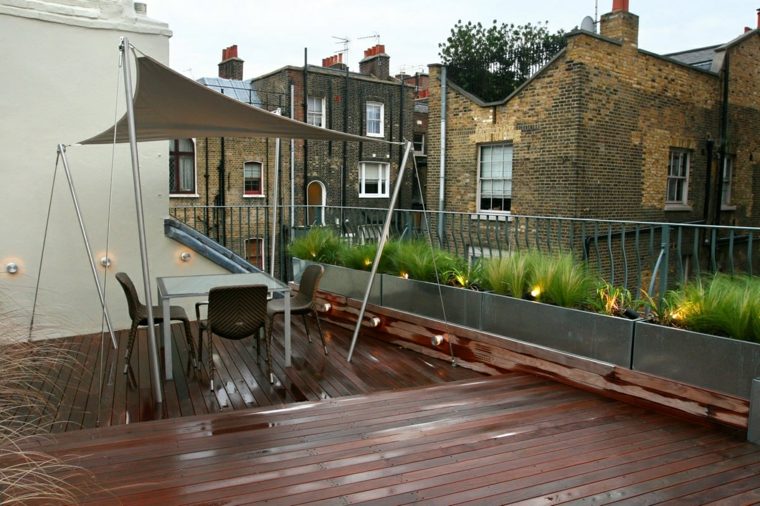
218,44 -> 244,80
359,44 -> 390,79
599,0 -> 639,48
322,53 -> 348,71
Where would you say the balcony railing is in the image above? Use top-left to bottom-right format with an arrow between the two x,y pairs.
170,205 -> 759,302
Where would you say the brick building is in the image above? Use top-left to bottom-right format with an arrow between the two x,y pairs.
169,44 -> 416,268
426,1 -> 760,227
253,45 -> 416,223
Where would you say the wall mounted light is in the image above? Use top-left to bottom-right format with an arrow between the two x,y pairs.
100,256 -> 112,268
179,251 -> 192,262
320,302 -> 332,313
431,334 -> 445,346
369,316 -> 381,328
6,262 -> 18,275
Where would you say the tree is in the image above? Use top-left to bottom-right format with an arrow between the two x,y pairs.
438,20 -> 566,102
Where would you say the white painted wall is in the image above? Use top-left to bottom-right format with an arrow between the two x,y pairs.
0,0 -> 226,339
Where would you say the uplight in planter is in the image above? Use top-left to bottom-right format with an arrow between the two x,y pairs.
363,258 -> 372,267
400,272 -> 409,279
530,286 -> 542,299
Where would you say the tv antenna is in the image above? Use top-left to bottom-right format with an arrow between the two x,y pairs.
332,35 -> 350,56
358,32 -> 381,46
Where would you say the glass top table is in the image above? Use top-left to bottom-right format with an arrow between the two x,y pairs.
157,272 -> 291,381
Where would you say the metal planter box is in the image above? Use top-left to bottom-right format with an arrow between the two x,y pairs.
633,321 -> 760,398
301,261 -> 381,304
480,292 -> 635,366
381,275 -> 483,329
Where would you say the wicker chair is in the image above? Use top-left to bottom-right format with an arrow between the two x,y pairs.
266,264 -> 327,384
195,284 -> 268,391
115,272 -> 196,375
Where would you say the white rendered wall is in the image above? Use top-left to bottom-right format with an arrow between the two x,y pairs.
0,1 -> 226,339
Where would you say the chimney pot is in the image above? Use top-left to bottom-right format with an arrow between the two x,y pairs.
230,45 -> 238,58
612,0 -> 629,11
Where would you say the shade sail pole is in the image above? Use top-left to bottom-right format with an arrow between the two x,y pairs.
121,38 -> 163,404
347,140 -> 413,362
271,109 -> 281,277
54,145 -> 118,350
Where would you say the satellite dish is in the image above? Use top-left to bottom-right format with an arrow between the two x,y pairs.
580,15 -> 596,33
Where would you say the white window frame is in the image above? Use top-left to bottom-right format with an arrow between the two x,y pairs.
721,155 -> 735,209
366,101 -> 384,137
413,133 -> 426,155
243,160 -> 264,198
477,143 -> 513,214
359,161 -> 390,198
666,149 -> 690,208
307,96 -> 326,127
169,138 -> 199,197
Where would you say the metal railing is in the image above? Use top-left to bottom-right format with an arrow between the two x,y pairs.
170,204 -> 759,301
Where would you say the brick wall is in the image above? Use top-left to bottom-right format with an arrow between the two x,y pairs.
427,28 -> 760,226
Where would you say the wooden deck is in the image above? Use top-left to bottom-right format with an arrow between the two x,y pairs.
27,316 -> 482,432
22,371 -> 760,504
9,313 -> 760,503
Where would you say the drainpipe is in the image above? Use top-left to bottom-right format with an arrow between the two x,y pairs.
342,64 -> 349,217
290,83 -> 295,228
437,66 -> 447,239
703,137 -> 713,223
303,49 -> 309,215
218,136 -> 227,245
204,137 -> 209,232
714,52 -> 730,226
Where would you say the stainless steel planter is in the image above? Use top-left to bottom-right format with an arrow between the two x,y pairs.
480,292 -> 635,367
382,275 -> 483,329
633,321 -> 760,398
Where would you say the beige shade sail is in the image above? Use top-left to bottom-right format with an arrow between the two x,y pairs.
80,55 -> 375,145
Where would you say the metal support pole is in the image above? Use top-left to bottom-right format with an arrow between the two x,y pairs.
347,141 -> 413,362
121,38 -> 163,404
748,378 -> 760,444
271,109 -> 282,277
56,145 -> 118,350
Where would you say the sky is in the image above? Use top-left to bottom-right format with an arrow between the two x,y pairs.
146,1 -> 758,80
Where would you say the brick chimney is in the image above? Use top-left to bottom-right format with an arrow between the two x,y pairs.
218,44 -> 244,80
599,0 -> 639,48
359,44 -> 390,79
322,53 -> 348,71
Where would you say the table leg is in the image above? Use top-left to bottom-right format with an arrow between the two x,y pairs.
161,291 -> 172,380
284,289 -> 291,367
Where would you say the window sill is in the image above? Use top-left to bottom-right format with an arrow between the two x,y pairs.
721,204 -> 737,211
170,193 -> 200,198
664,204 -> 693,212
243,194 -> 266,199
359,194 -> 389,199
365,133 -> 384,138
470,212 -> 512,222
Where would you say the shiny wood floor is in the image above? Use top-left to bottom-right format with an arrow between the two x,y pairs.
28,316 -> 482,433
23,372 -> 760,504
10,317 -> 760,504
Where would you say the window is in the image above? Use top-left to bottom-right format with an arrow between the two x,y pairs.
366,101 -> 384,137
413,133 -> 426,155
243,161 -> 262,196
245,237 -> 265,270
359,161 -> 390,197
478,143 -> 513,213
721,156 -> 734,207
666,149 -> 690,205
169,139 -> 195,194
307,96 -> 325,127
